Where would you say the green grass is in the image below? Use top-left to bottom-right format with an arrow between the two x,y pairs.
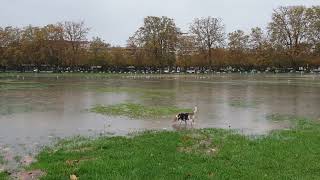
14,155 -> 22,163
266,113 -> 298,122
90,103 -> 191,118
0,155 -> 7,180
0,172 -> 8,180
28,116 -> 320,179
0,154 -> 6,165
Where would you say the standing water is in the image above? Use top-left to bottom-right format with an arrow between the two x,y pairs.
0,73 -> 320,169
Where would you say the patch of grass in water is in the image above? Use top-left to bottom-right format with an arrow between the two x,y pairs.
97,87 -> 174,99
28,117 -> 320,179
0,104 -> 32,115
90,103 -> 191,118
98,87 -> 173,94
266,113 -> 298,122
13,155 -> 22,163
229,100 -> 259,108
0,81 -> 48,91
0,103 -> 53,115
0,154 -> 5,165
0,172 -> 8,180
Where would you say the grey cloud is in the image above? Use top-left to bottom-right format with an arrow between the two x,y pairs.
0,0 -> 319,46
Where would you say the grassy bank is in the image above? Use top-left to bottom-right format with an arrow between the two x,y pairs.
90,103 -> 191,118
25,116 -> 320,180
0,154 -> 7,180
0,172 -> 7,180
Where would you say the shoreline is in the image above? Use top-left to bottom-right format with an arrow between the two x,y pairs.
1,117 -> 319,179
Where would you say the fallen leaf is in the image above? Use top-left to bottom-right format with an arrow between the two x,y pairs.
70,174 -> 78,180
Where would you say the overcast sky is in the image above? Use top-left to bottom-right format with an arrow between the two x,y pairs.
0,0 -> 319,46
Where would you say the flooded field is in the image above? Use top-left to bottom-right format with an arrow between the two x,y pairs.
1,73 -> 320,169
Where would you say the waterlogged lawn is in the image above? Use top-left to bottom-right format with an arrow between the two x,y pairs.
0,103 -> 54,115
97,87 -> 174,99
27,116 -> 320,180
229,100 -> 260,108
266,113 -> 298,122
0,104 -> 33,116
91,103 -> 191,118
0,80 -> 48,91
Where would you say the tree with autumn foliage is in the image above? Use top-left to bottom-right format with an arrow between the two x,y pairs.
1,6 -> 320,73
128,16 -> 180,71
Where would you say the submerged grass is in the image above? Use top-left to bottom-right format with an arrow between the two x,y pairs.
229,100 -> 259,108
0,103 -> 54,115
97,87 -> 174,100
0,104 -> 33,116
0,154 -> 4,165
97,87 -> 171,94
28,116 -> 320,179
266,113 -> 298,122
90,103 -> 191,118
0,80 -> 48,91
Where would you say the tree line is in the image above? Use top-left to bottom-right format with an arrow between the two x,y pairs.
0,5 -> 319,73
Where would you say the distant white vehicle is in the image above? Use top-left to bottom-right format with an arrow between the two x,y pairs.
186,69 -> 195,74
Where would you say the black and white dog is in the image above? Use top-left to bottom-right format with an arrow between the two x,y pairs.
173,106 -> 198,125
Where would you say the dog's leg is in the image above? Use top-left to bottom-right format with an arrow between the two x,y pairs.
188,115 -> 193,125
192,114 -> 196,124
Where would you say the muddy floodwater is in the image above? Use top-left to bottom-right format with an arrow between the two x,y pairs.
1,73 -> 320,168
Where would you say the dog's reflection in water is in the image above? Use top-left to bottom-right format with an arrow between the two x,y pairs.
172,123 -> 194,131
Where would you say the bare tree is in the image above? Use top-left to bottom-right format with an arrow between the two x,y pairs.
227,30 -> 250,68
228,30 -> 250,51
249,27 -> 265,51
306,6 -> 320,54
61,21 -> 90,66
176,33 -> 197,70
190,17 -> 225,68
268,6 -> 309,65
89,37 -> 111,66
